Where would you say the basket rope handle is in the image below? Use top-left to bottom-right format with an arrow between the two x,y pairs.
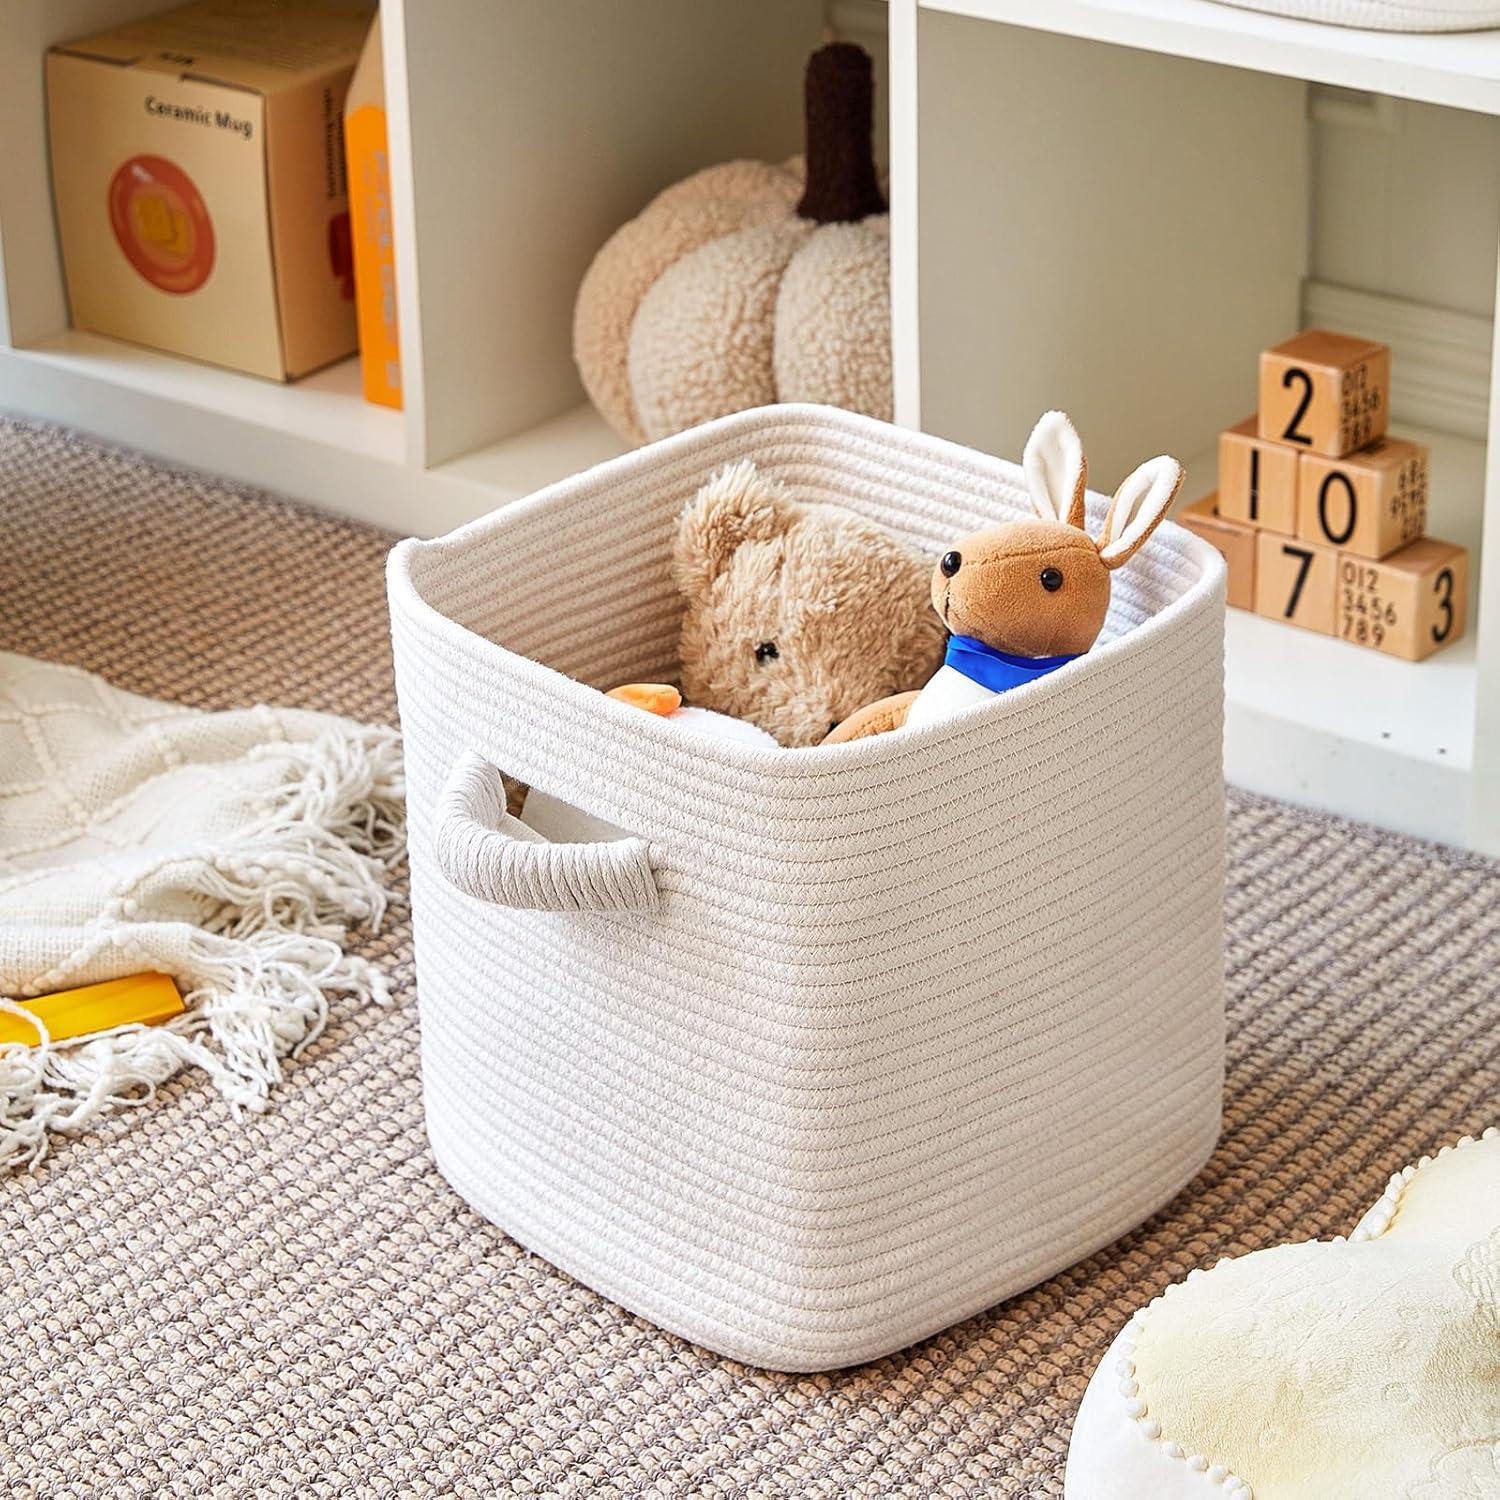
434,752 -> 660,915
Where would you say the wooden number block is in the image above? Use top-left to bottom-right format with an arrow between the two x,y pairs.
1258,329 -> 1390,457
1336,539 -> 1468,661
1297,438 -> 1428,560
1254,531 -> 1337,634
1177,494 -> 1256,611
1217,418 -> 1298,532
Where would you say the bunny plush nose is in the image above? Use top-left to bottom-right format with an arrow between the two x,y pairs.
940,550 -> 962,577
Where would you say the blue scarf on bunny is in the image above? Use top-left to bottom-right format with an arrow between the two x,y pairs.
943,635 -> 1080,694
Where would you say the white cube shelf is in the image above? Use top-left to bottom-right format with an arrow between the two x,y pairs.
0,0 -> 826,533
3,0 -> 1499,852
887,0 -> 1500,854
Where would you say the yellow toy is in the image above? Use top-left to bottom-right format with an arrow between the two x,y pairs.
0,972 -> 184,1047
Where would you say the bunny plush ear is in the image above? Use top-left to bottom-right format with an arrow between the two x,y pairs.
1097,455 -> 1184,569
1022,411 -> 1087,530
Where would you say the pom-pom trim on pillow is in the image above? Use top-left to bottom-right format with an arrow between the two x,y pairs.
1077,1126 -> 1500,1500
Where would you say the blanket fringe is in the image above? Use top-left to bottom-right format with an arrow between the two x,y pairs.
0,727 -> 405,1170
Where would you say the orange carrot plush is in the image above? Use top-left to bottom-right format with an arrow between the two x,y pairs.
607,683 -> 682,716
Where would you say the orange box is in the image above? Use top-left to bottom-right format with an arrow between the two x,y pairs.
48,0 -> 374,381
1254,531 -> 1337,634
1258,329 -> 1390,458
1217,416 -> 1298,533
1336,539 -> 1467,662
1176,494 -> 1256,612
344,17 -> 402,409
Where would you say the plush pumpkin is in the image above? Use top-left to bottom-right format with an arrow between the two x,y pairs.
573,43 -> 891,446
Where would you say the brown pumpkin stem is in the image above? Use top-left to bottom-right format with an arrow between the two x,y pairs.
796,42 -> 886,225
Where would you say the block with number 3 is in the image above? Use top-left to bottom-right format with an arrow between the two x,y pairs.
1254,532 -> 1337,634
1336,539 -> 1467,661
1258,329 -> 1390,458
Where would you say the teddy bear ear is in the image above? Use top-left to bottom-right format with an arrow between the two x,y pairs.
671,461 -> 802,598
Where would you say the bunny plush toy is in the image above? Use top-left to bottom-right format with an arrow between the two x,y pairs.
824,411 -> 1184,743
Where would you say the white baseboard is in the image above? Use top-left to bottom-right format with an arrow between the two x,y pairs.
1301,280 -> 1491,441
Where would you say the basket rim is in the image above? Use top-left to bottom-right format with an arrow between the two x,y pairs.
387,404 -> 1226,779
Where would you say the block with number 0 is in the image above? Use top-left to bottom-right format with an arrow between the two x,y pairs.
1218,417 -> 1298,532
1297,437 -> 1428,560
1254,532 -> 1337,634
1258,329 -> 1390,458
1336,538 -> 1467,661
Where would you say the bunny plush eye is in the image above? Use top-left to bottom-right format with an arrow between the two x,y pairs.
755,640 -> 780,663
1040,567 -> 1064,592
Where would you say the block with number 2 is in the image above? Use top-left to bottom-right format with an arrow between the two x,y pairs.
1254,532 -> 1337,634
1258,329 -> 1389,458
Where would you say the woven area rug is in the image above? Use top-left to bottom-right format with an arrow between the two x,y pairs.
1,417 -> 1496,1496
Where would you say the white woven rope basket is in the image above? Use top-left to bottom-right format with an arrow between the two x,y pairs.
388,404 -> 1227,1371
1216,0 -> 1500,28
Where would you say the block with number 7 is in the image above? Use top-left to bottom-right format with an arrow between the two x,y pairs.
1336,539 -> 1467,661
1254,532 -> 1337,633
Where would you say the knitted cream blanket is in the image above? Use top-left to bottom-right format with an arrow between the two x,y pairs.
0,653 -> 404,1168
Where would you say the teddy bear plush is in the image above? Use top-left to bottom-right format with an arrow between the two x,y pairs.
671,461 -> 945,747
826,411 -> 1183,742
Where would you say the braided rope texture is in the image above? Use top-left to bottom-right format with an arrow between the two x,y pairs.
1216,0 -> 1500,27
2,416 -> 1495,1491
435,752 -> 660,915
390,405 -> 1227,1370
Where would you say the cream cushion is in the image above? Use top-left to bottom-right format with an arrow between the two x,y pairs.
1067,1130 -> 1500,1498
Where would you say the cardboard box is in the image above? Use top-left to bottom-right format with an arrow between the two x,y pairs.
48,0 -> 375,381
344,17 -> 401,408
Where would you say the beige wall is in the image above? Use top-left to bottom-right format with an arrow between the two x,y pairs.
827,7 -> 1494,444
1310,91 -> 1500,320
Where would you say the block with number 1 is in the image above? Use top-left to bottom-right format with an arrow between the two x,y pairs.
1218,417 -> 1298,532
1258,329 -> 1390,458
